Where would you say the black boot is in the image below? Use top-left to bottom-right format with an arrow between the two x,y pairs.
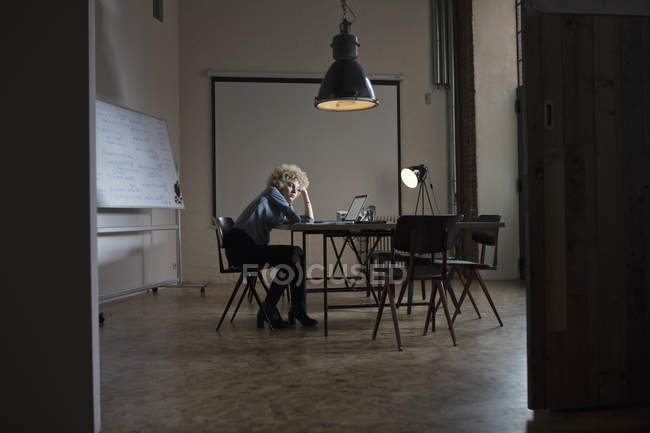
289,281 -> 317,327
288,308 -> 317,327
257,282 -> 289,329
256,306 -> 290,329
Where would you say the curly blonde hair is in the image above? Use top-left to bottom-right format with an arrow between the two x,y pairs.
267,164 -> 310,191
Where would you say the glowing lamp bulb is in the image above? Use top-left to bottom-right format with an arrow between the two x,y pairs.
401,168 -> 419,189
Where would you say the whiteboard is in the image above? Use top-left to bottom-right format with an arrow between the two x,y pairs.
212,79 -> 400,221
96,100 -> 183,208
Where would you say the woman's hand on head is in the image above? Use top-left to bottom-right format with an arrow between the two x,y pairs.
301,188 -> 314,219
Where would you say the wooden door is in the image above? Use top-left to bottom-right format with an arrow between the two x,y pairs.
516,85 -> 528,280
523,9 -> 650,409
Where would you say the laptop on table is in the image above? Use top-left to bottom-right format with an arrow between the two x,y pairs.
341,194 -> 367,223
313,194 -> 367,224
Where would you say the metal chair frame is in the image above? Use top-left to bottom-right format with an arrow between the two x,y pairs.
447,215 -> 504,326
214,217 -> 274,331
372,215 -> 459,350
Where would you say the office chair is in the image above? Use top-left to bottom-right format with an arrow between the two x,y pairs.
372,215 -> 459,350
445,215 -> 504,326
368,216 -> 460,315
215,217 -> 275,331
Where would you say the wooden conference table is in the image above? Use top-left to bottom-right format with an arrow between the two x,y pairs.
276,220 -> 504,336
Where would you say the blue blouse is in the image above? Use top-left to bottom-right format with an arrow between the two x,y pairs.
233,186 -> 313,245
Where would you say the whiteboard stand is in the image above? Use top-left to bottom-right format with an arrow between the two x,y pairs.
97,209 -> 207,302
95,100 -> 207,306
172,208 -> 207,295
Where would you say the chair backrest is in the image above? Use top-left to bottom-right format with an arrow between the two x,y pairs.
393,215 -> 458,254
471,214 -> 501,266
215,217 -> 235,273
471,215 -> 501,245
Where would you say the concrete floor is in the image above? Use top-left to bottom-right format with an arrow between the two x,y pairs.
99,279 -> 650,433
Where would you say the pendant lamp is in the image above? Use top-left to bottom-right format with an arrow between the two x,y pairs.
315,0 -> 378,111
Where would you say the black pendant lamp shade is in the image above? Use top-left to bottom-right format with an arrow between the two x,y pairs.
315,17 -> 378,111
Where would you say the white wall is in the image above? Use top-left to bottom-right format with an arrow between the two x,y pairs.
474,0 -> 520,279
93,0 -> 520,287
96,0 -> 181,297
179,0 -> 450,283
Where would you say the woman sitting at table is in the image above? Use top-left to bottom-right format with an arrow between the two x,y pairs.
223,163 -> 317,329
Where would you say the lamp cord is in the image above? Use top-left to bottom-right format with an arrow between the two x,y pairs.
429,181 -> 440,213
341,0 -> 357,23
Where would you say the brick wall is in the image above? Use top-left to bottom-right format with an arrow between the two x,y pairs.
454,0 -> 479,260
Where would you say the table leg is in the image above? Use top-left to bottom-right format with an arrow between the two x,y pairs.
323,233 -> 328,336
330,237 -> 350,288
346,235 -> 379,303
302,232 -> 306,273
365,236 -> 370,297
407,279 -> 414,315
301,231 -> 307,308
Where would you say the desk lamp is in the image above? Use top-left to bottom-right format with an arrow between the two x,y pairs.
401,164 -> 435,215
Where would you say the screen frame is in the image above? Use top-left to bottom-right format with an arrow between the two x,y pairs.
210,75 -> 403,221
344,195 -> 368,221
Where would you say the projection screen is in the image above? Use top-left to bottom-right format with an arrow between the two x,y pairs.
211,77 -> 401,224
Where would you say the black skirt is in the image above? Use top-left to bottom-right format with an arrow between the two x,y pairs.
224,228 -> 296,268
